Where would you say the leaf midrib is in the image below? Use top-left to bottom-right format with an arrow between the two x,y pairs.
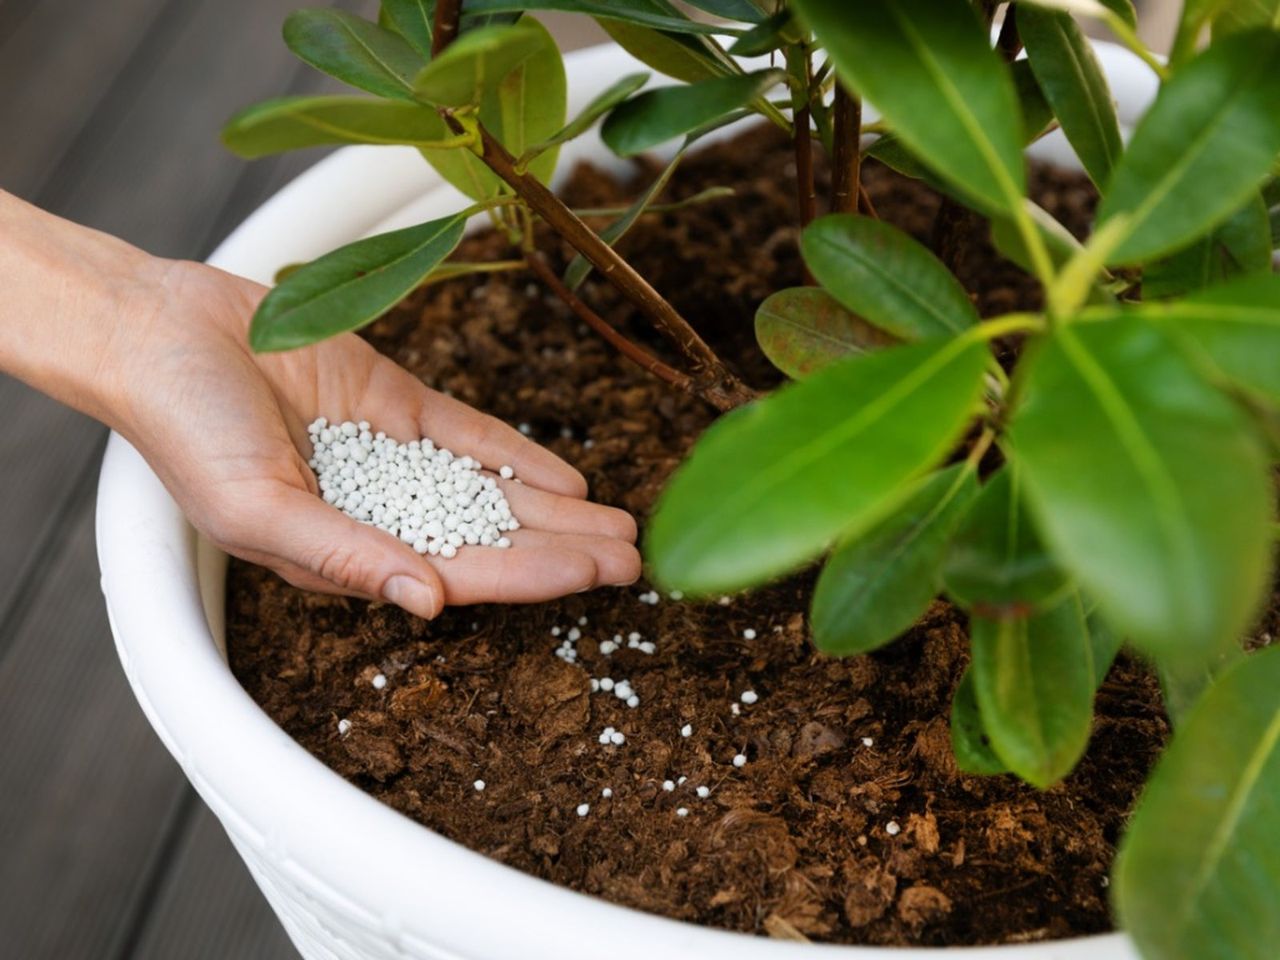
334,16 -> 415,95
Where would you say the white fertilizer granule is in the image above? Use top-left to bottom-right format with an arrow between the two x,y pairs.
308,418 -> 519,559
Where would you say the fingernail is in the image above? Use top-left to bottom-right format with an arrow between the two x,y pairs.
384,575 -> 439,619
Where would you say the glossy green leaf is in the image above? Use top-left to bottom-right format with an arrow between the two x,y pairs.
1086,605 -> 1123,687
943,464 -> 1070,615
420,18 -> 565,199
283,9 -> 422,100
222,96 -> 458,157
598,19 -> 729,84
1159,638 -> 1245,728
1143,193 -> 1272,300
683,0 -> 763,22
802,214 -> 979,340
1096,30 -> 1280,265
1115,646 -> 1280,960
464,0 -> 733,35
812,464 -> 979,655
601,70 -> 783,157
412,21 -> 545,107
991,201 -> 1119,306
647,337 -> 989,594
379,0 -> 435,58
563,145 -> 684,290
794,0 -> 1026,217
250,215 -> 465,352
1008,318 -> 1273,659
951,668 -> 1009,775
728,10 -> 794,56
754,287 -> 898,379
519,72 -> 649,166
1021,0 -> 1137,29
969,593 -> 1095,787
1019,6 -> 1122,187
1137,273 -> 1280,407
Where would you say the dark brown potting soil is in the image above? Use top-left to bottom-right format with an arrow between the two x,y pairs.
227,125 -> 1202,946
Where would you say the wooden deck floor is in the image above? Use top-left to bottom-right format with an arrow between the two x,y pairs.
0,2 -> 1176,958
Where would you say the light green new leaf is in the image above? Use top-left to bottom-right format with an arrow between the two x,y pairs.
1137,272 -> 1280,407
951,668 -> 1009,776
1019,6 -> 1122,187
943,463 -> 1070,614
812,464 -> 979,656
412,21 -> 545,107
222,96 -> 459,158
1142,193 -> 1272,300
284,9 -> 422,101
969,592 -> 1095,787
420,18 -> 565,200
519,72 -> 649,167
601,70 -> 783,157
1096,30 -> 1280,265
646,337 -> 989,594
754,287 -> 898,380
250,215 -> 465,352
1008,318 -> 1273,660
1115,646 -> 1280,960
802,215 -> 979,340
793,0 -> 1026,217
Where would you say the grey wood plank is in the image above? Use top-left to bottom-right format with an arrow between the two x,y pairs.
0,0 -> 177,199
0,499 -> 190,960
130,806 -> 300,960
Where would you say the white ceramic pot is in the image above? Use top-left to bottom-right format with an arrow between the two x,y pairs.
98,40 -> 1159,960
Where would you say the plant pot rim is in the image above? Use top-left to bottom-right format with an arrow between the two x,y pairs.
97,39 -> 1159,960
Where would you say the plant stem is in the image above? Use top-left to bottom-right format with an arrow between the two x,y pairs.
858,183 -> 879,219
526,252 -> 700,401
428,1 -> 754,411
830,85 -> 862,215
789,53 -> 817,231
431,0 -> 461,56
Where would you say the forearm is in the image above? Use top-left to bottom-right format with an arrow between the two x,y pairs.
0,189 -> 163,426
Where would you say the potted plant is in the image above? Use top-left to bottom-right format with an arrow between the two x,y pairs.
100,1 -> 1279,958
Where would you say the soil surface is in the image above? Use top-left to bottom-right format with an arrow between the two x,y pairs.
227,125 -> 1222,946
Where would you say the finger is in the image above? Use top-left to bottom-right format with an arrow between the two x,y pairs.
496,477 -> 637,542
414,387 -> 588,499
267,559 -> 378,602
250,486 -> 445,619
424,535 -> 600,605
507,528 -> 641,586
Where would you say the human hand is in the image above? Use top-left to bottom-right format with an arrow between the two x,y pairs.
107,259 -> 641,619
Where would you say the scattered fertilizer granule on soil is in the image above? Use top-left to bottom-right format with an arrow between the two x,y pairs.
308,418 -> 518,558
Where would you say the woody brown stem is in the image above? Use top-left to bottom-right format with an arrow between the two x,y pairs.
526,253 -> 702,400
831,85 -> 862,215
431,0 -> 461,56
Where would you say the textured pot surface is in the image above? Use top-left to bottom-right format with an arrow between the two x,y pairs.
98,40 -> 1157,960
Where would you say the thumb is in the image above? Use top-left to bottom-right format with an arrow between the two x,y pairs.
259,485 -> 445,619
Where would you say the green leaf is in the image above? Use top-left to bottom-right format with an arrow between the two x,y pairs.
412,21 -> 545,107
1086,605 -> 1123,686
563,145 -> 685,291
598,19 -> 729,84
464,0 -> 734,34
519,72 -> 649,167
1096,30 -> 1280,265
420,18 -> 565,199
600,70 -> 783,157
1021,0 -> 1137,29
754,287 -> 898,379
812,464 -> 979,656
794,0 -> 1026,217
283,9 -> 422,101
969,593 -> 1095,787
1159,639 -> 1245,728
379,0 -> 435,58
943,463 -> 1070,615
682,0 -> 764,22
991,201 -> 1119,306
802,214 -> 980,340
1115,646 -> 1280,960
1143,193 -> 1272,300
222,96 -> 460,158
1018,6 -> 1122,187
1136,273 -> 1280,407
951,668 -> 1009,775
1008,318 -> 1273,660
250,215 -> 465,352
646,336 -> 989,594
727,10 -> 794,56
